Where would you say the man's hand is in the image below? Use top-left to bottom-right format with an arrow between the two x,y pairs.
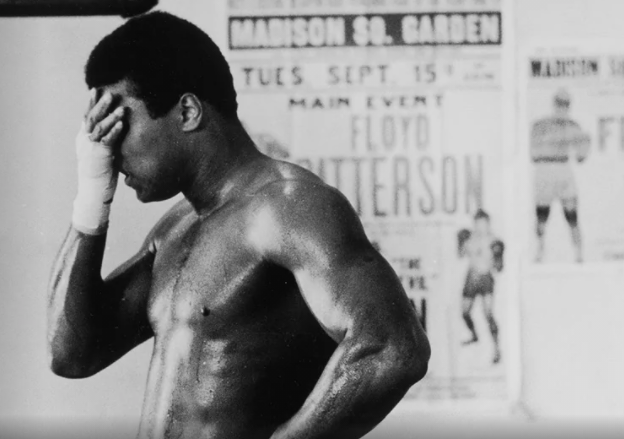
72,88 -> 125,235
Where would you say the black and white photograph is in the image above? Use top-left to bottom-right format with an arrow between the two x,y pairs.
0,0 -> 622,438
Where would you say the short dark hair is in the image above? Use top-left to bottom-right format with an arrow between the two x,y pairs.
85,11 -> 238,119
554,88 -> 571,108
474,209 -> 490,221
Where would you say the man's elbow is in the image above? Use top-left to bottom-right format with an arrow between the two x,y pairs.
50,359 -> 90,379
47,345 -> 97,379
405,340 -> 431,385
388,333 -> 431,387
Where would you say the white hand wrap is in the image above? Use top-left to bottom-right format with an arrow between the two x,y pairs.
71,122 -> 119,235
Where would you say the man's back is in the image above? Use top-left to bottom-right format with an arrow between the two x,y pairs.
139,162 -> 337,438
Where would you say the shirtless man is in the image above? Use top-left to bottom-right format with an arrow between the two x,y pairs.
457,209 -> 504,364
46,12 -> 430,439
531,89 -> 590,263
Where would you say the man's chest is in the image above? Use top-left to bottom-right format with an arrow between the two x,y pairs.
146,210 -> 276,333
468,237 -> 493,260
540,120 -> 582,151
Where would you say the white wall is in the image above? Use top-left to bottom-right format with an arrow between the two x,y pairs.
0,0 -> 623,437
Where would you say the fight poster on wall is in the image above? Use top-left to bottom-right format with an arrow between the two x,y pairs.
522,42 -> 624,265
227,0 -> 512,408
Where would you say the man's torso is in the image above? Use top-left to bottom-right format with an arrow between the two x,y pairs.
466,233 -> 496,274
137,163 -> 337,439
463,234 -> 496,298
531,116 -> 584,163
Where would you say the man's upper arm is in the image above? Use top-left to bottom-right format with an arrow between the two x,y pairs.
249,182 -> 424,346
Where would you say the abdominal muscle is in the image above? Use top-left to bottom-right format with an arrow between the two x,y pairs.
136,323 -> 329,439
138,328 -> 260,439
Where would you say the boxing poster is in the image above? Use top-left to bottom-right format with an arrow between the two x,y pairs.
522,41 -> 624,265
227,0 -> 513,409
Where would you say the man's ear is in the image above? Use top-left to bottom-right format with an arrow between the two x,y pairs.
178,93 -> 203,131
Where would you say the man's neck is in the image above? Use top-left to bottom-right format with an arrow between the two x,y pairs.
182,118 -> 265,216
553,109 -> 569,118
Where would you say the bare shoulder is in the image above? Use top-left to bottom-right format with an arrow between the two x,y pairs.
245,161 -> 368,257
252,161 -> 356,222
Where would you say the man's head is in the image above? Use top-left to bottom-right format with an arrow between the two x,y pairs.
553,88 -> 571,115
85,11 -> 237,119
84,12 -> 238,203
473,209 -> 491,234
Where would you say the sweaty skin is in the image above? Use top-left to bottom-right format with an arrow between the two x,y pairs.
48,84 -> 430,439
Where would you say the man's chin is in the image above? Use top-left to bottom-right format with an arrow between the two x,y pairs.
135,192 -> 150,203
135,189 -> 157,203
127,183 -> 149,203
125,179 -> 154,203
135,187 -> 179,203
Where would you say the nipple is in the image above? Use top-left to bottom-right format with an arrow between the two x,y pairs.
201,306 -> 210,317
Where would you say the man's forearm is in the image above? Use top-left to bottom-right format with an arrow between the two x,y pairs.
47,226 -> 107,376
48,90 -> 125,376
270,336 -> 426,439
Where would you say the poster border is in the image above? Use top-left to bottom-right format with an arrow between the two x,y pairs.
518,37 -> 624,276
